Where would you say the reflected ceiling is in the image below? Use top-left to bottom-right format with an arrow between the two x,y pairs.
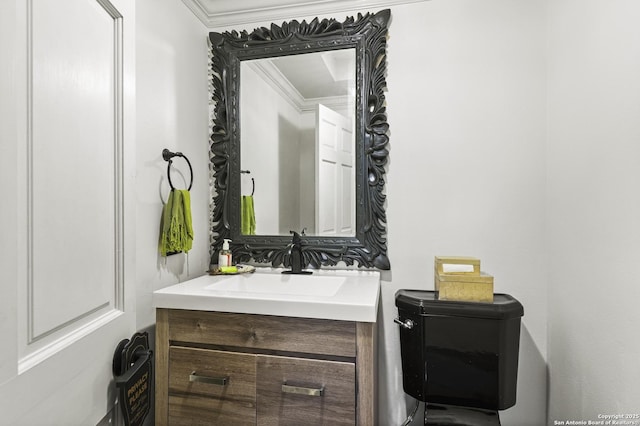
271,50 -> 354,99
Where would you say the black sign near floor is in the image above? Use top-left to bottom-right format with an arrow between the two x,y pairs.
113,332 -> 153,426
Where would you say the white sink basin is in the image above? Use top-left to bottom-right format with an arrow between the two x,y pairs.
153,268 -> 380,322
204,273 -> 346,297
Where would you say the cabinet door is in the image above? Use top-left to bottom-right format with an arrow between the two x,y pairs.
168,347 -> 256,425
257,355 -> 356,426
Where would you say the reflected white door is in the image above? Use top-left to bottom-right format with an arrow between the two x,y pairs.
315,104 -> 355,236
0,0 -> 136,424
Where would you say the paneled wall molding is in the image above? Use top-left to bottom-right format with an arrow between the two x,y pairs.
182,0 -> 427,28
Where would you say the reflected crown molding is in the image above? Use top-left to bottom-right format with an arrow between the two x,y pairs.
248,61 -> 349,114
182,0 -> 427,28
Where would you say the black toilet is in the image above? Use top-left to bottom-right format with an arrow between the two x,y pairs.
395,290 -> 524,425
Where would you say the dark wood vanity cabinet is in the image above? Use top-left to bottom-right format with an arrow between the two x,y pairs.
155,309 -> 376,426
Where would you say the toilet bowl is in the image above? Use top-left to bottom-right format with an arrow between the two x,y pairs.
395,290 -> 524,425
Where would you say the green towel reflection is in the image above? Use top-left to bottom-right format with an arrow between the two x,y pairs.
159,189 -> 193,256
242,195 -> 256,235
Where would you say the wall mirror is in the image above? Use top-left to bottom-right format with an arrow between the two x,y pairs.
240,49 -> 356,237
209,9 -> 391,269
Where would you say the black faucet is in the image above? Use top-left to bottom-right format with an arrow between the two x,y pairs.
282,230 -> 312,275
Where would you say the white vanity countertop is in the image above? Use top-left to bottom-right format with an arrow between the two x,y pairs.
152,268 -> 381,323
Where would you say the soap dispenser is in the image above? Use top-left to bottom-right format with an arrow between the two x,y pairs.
218,239 -> 232,267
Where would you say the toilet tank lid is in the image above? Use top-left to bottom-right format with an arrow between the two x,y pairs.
395,290 -> 524,319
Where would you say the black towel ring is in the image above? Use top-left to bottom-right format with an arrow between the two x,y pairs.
162,148 -> 193,191
241,169 -> 255,196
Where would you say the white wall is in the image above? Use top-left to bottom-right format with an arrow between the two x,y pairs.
546,0 -> 640,421
241,64 -> 307,235
138,0 -> 640,424
5,0 -> 636,422
135,0 -> 210,331
241,64 -> 281,234
0,0 -> 559,423
135,5 -> 211,420
213,1 -> 548,424
385,1 -> 548,424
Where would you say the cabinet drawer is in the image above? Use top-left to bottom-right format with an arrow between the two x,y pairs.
256,355 -> 355,426
168,347 -> 256,425
167,309 -> 356,358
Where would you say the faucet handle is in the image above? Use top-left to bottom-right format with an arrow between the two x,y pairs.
289,228 -> 307,238
289,230 -> 301,244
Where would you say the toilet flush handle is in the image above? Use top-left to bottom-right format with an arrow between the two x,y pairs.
394,318 -> 415,329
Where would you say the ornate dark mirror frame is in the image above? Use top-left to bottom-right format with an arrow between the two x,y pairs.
208,9 -> 391,270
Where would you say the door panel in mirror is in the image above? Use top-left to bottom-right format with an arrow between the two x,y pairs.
316,103 -> 355,237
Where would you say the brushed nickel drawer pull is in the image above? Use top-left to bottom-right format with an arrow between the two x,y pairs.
189,372 -> 228,386
282,383 -> 324,397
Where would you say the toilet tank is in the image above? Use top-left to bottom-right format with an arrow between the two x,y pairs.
395,290 -> 524,410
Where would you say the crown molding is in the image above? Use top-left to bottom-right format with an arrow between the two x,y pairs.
182,0 -> 427,28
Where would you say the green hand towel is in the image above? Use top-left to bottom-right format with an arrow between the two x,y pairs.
241,195 -> 256,235
160,189 -> 193,256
